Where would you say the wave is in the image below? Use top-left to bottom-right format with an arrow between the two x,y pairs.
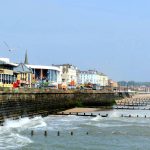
0,116 -> 48,149
91,115 -> 103,121
0,132 -> 32,150
3,116 -> 47,129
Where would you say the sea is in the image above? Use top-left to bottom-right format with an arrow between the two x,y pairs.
0,108 -> 150,150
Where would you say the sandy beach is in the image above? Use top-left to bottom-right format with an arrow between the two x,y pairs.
61,107 -> 101,113
62,95 -> 150,113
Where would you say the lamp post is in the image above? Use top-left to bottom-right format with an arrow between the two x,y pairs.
127,81 -> 129,92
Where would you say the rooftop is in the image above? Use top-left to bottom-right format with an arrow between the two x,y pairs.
26,64 -> 61,72
13,63 -> 32,73
0,58 -> 17,67
79,70 -> 107,76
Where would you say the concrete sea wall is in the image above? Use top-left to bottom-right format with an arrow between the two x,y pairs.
0,90 -> 118,122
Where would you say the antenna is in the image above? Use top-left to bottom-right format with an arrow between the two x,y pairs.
3,41 -> 14,52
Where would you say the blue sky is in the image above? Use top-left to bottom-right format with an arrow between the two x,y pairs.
0,0 -> 150,81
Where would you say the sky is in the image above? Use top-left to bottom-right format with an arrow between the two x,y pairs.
0,0 -> 150,81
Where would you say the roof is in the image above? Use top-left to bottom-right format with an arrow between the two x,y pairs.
26,64 -> 61,72
13,63 -> 32,73
79,70 -> 98,74
0,60 -> 17,67
79,70 -> 108,77
53,64 -> 78,70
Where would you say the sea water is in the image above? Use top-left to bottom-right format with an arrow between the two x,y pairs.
0,109 -> 150,150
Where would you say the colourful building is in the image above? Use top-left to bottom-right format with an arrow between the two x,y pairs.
0,59 -> 17,87
13,63 -> 32,88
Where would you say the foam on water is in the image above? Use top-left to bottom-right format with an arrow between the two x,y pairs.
91,115 -> 102,121
45,115 -> 88,131
0,133 -> 32,150
59,115 -> 87,122
92,122 -> 133,128
4,116 -> 47,129
1,109 -> 150,149
109,110 -> 121,118
88,109 -> 150,129
0,126 -> 33,150
0,116 -> 48,149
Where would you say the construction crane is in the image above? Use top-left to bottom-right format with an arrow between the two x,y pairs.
3,41 -> 14,52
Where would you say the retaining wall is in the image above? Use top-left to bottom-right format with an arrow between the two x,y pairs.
0,90 -> 117,122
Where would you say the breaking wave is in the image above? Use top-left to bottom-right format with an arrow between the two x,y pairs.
0,116 -> 48,149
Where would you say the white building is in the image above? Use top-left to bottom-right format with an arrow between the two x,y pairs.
78,70 -> 99,84
78,70 -> 108,86
53,64 -> 78,85
98,73 -> 109,86
26,64 -> 62,84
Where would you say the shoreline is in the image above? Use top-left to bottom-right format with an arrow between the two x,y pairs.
61,107 -> 112,113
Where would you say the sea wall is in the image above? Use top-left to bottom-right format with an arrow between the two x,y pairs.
0,90 -> 118,122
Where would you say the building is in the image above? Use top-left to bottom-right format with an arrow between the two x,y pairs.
26,64 -> 61,85
13,63 -> 32,87
0,56 -> 62,88
108,79 -> 118,91
98,73 -> 109,86
78,70 -> 109,86
0,68 -> 15,87
24,52 -> 62,86
0,58 -> 33,88
0,58 -> 17,87
53,64 -> 78,85
78,70 -> 99,84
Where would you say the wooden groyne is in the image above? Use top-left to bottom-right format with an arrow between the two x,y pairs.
115,94 -> 150,110
56,112 -> 108,117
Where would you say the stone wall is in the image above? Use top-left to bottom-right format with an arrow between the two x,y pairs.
0,90 -> 117,123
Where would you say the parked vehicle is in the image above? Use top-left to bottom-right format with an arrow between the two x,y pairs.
92,84 -> 101,90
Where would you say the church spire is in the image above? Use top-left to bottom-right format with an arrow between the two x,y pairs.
24,50 -> 29,64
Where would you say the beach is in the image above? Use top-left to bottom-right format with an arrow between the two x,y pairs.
61,107 -> 100,113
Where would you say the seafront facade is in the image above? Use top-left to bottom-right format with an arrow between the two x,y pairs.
0,55 -> 110,89
77,70 -> 109,86
0,58 -> 63,88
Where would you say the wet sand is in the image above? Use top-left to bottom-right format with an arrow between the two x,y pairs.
62,107 -> 100,113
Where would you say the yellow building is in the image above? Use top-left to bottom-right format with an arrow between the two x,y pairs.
0,59 -> 32,88
0,59 -> 17,88
0,69 -> 15,87
13,63 -> 32,87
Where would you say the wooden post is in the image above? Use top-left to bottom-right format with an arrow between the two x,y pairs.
44,131 -> 47,137
31,130 -> 34,136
